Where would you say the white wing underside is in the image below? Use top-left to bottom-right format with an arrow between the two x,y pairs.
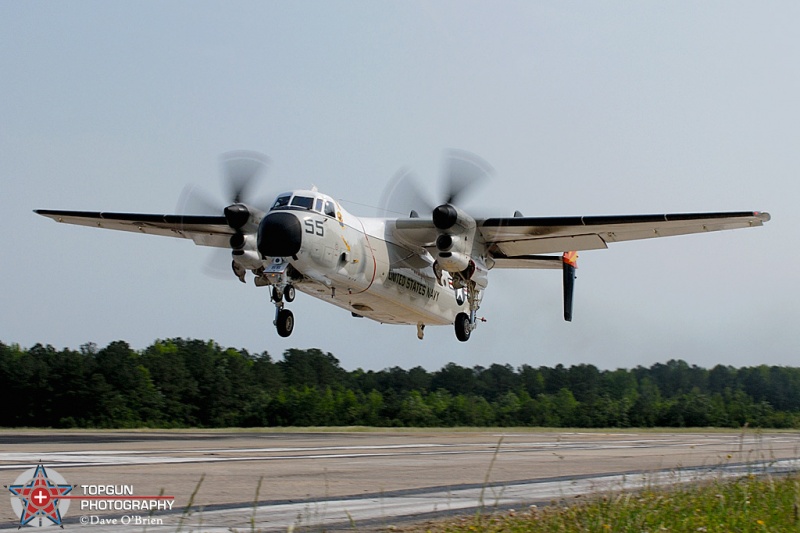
393,211 -> 770,269
35,210 -> 233,248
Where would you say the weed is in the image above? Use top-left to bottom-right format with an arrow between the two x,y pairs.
420,473 -> 800,533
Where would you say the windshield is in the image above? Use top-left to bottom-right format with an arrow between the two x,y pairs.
290,196 -> 314,209
271,193 -> 329,212
272,195 -> 291,209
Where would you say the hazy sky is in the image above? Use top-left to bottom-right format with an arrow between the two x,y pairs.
2,2 -> 796,372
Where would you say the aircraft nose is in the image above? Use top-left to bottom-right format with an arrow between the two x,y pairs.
257,212 -> 302,258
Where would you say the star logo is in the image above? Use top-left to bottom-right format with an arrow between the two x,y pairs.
7,465 -> 73,528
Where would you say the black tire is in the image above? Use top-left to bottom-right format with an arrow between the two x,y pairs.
283,285 -> 296,302
276,309 -> 294,337
455,312 -> 471,342
271,286 -> 281,302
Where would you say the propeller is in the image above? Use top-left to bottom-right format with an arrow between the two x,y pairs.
176,150 -> 271,279
177,151 -> 271,216
442,149 -> 493,206
379,149 -> 493,217
222,150 -> 270,205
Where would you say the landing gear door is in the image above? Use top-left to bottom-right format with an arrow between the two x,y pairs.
264,258 -> 290,285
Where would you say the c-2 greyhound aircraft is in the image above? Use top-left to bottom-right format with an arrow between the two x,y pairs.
36,150 -> 770,341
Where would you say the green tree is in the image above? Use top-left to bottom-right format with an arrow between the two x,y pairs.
92,341 -> 163,426
142,339 -> 199,425
431,363 -> 476,395
279,348 -> 349,389
399,390 -> 435,426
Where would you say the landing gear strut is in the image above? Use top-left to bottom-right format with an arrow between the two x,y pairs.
262,258 -> 299,338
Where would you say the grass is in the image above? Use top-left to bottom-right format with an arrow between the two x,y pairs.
412,473 -> 800,533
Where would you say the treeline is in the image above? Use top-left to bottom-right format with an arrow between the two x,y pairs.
1,339 -> 798,429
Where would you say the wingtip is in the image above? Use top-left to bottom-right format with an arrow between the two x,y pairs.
756,211 -> 771,223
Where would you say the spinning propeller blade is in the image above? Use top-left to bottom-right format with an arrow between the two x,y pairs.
379,150 -> 492,217
178,151 -> 271,216
177,150 -> 271,279
442,149 -> 493,206
221,150 -> 270,205
379,167 -> 434,217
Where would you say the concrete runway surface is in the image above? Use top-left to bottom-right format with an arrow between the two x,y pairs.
1,430 -> 799,531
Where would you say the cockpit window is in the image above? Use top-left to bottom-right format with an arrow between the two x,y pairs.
272,195 -> 291,209
324,200 -> 336,218
314,198 -> 324,212
290,196 -> 314,209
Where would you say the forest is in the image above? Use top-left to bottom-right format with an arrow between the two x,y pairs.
1,339 -> 798,429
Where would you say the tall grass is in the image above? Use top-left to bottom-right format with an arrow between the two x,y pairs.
425,474 -> 800,533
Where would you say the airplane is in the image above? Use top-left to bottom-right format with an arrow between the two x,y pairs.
35,150 -> 770,342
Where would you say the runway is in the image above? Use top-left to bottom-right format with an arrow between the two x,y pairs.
2,430 -> 798,531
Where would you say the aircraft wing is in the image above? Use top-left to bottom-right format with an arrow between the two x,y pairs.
480,211 -> 771,261
35,210 -> 233,248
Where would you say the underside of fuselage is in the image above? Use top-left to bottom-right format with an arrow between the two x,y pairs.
292,261 -> 464,326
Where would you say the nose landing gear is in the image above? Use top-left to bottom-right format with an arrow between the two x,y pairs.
272,284 -> 296,337
263,258 -> 298,337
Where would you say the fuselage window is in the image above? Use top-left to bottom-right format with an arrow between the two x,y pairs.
290,196 -> 314,209
324,200 -> 336,218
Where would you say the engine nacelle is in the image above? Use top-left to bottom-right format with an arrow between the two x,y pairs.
231,233 -> 263,270
233,249 -> 263,270
432,204 -> 477,270
437,251 -> 471,273
437,256 -> 489,292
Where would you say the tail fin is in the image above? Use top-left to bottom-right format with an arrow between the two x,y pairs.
562,251 -> 578,321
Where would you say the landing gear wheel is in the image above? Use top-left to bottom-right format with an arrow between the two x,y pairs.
455,312 -> 471,342
283,285 -> 296,302
276,309 -> 294,337
271,286 -> 281,302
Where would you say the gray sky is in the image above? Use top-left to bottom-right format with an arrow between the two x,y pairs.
1,1 -> 796,372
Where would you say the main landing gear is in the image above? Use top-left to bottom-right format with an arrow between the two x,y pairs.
453,278 -> 485,342
272,283 -> 296,338
454,312 -> 471,342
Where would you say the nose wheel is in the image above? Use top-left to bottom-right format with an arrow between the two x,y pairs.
275,308 -> 294,337
283,284 -> 296,302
